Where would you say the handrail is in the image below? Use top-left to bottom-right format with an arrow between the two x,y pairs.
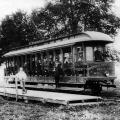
15,77 -> 18,101
4,75 -> 18,101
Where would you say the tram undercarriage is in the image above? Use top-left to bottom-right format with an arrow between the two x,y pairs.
6,75 -> 116,95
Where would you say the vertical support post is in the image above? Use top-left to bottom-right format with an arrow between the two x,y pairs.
53,49 -> 56,62
5,59 -> 7,76
3,77 -> 7,98
21,55 -> 23,67
17,56 -> 20,71
82,43 -> 86,76
34,53 -> 37,77
15,77 -> 18,101
46,51 -> 49,82
36,53 -> 38,77
73,46 -> 77,82
24,55 -> 27,74
30,54 -> 32,77
87,65 -> 89,77
8,58 -> 10,75
13,57 -> 15,75
82,43 -> 85,62
60,48 -> 63,66
53,50 -> 56,83
41,52 -> 43,79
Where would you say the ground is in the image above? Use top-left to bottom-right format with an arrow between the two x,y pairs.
0,87 -> 120,120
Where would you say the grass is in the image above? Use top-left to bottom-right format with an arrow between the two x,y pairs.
0,82 -> 120,120
0,93 -> 120,120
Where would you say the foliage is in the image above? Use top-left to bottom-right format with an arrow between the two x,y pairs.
0,0 -> 120,52
0,11 -> 38,51
31,0 -> 120,39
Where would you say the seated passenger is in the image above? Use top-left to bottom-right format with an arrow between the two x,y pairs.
103,47 -> 112,61
54,58 -> 60,66
43,57 -> 48,63
64,57 -> 69,64
94,47 -> 103,61
78,53 -> 83,62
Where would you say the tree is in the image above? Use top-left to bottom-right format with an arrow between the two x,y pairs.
0,11 -> 38,51
31,5 -> 59,40
0,16 -> 17,50
31,0 -> 120,39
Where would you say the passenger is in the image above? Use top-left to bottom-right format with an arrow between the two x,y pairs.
94,47 -> 103,61
64,57 -> 69,64
43,57 -> 48,64
78,53 -> 83,62
16,67 -> 27,94
37,60 -> 42,76
54,59 -> 63,88
103,47 -> 112,61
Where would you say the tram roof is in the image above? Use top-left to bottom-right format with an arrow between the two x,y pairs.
4,31 -> 113,57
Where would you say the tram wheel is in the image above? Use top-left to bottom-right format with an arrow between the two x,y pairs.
84,81 -> 102,95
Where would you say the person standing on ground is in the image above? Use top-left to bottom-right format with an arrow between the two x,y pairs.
16,67 -> 27,93
54,59 -> 63,88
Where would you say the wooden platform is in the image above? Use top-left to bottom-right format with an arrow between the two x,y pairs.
0,86 -> 102,106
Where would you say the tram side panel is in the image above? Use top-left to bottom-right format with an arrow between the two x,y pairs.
4,58 -> 116,88
61,61 -> 116,88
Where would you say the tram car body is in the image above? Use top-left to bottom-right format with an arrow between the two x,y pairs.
3,31 -> 116,92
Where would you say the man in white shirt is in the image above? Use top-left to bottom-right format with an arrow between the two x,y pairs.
16,67 -> 27,93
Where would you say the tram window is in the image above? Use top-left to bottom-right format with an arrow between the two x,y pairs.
76,46 -> 84,62
103,47 -> 112,61
10,57 -> 15,75
37,53 -> 41,61
94,47 -> 103,62
6,59 -> 8,68
34,54 -> 38,67
86,47 -> 93,61
43,52 -> 48,63
14,57 -> 18,74
36,53 -> 42,76
22,55 -> 25,64
49,52 -> 54,65
55,49 -> 60,62
49,54 -> 53,61
18,56 -> 22,67
26,55 -> 31,75
10,57 -> 15,68
31,54 -> 35,75
14,57 -> 17,66
63,47 -> 72,64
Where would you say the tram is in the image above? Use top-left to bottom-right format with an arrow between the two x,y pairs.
3,31 -> 116,93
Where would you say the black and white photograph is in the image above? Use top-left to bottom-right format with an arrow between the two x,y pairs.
0,0 -> 120,119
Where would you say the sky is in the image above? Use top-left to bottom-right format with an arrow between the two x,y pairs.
111,0 -> 120,50
0,0 -> 48,20
0,0 -> 120,49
